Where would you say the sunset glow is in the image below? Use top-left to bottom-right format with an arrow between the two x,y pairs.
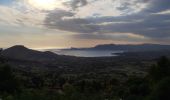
28,0 -> 60,10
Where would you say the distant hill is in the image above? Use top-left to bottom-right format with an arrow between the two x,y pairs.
67,44 -> 170,52
1,45 -> 59,62
1,45 -> 170,72
1,44 -> 170,63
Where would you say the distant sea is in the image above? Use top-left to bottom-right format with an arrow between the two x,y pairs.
48,49 -> 123,57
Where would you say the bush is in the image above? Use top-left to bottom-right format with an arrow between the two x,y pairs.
147,78 -> 170,100
149,56 -> 170,83
0,64 -> 20,94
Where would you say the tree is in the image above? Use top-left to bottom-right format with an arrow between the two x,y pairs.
146,56 -> 170,100
147,78 -> 170,100
0,48 -> 2,53
122,76 -> 150,100
149,56 -> 170,83
0,64 -> 19,94
0,48 -> 4,63
31,76 -> 44,88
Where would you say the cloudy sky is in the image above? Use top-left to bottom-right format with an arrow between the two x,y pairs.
0,0 -> 170,49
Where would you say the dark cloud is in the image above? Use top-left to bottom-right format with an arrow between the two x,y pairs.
44,0 -> 170,40
44,9 -> 100,33
63,0 -> 88,10
97,14 -> 170,38
71,0 -> 88,10
142,0 -> 170,13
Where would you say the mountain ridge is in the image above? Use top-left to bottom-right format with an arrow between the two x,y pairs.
63,43 -> 170,51
1,45 -> 59,62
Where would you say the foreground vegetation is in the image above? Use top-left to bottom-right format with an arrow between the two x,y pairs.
0,55 -> 170,100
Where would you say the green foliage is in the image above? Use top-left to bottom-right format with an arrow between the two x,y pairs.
0,49 -> 5,64
149,56 -> 170,83
121,76 -> 150,100
145,56 -> 170,100
0,64 -> 20,94
3,89 -> 60,100
1,56 -> 170,100
31,75 -> 44,88
147,78 -> 170,100
0,48 -> 2,55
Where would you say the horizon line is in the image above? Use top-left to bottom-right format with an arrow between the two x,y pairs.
1,43 -> 170,50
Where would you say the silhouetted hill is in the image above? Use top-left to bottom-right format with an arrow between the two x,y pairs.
1,45 -> 59,62
68,44 -> 170,51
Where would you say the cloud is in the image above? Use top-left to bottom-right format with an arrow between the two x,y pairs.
146,0 -> 170,13
72,32 -> 148,42
1,0 -> 170,47
69,0 -> 88,10
0,4 -> 46,28
44,0 -> 170,40
153,9 -> 170,15
44,9 -> 100,33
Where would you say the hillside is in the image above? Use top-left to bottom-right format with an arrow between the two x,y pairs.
1,45 -> 60,62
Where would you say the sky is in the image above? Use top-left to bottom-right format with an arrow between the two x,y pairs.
0,0 -> 170,49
